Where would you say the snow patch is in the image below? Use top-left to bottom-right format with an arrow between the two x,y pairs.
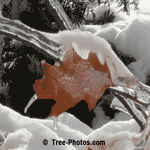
0,104 -> 77,150
79,119 -> 142,150
115,19 -> 150,83
56,112 -> 93,136
42,30 -> 133,78
115,19 -> 150,60
94,5 -> 128,23
81,25 -> 102,34
0,103 -> 149,150
95,26 -> 121,44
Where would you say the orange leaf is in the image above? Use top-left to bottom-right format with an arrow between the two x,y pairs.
33,48 -> 113,117
34,30 -> 149,117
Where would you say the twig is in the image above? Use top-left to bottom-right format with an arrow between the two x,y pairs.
109,88 -> 146,130
48,0 -> 75,30
134,113 -> 150,149
109,87 -> 150,107
0,16 -> 63,63
116,1 -> 134,14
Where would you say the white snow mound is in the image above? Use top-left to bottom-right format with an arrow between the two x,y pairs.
95,26 -> 121,44
115,19 -> 150,83
1,103 -> 150,150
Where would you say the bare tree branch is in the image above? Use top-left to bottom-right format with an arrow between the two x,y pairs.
0,16 -> 63,63
49,0 -> 76,30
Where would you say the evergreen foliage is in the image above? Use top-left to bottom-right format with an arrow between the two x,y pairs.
93,8 -> 115,25
58,0 -> 90,27
117,0 -> 130,14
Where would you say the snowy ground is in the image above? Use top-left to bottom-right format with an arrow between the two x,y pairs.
0,104 -> 143,150
0,1 -> 150,150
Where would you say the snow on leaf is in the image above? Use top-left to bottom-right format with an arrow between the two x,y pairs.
34,30 -> 150,117
34,49 -> 112,116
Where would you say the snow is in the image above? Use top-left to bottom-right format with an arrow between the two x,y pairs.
54,112 -> 93,136
0,104 -> 79,150
107,21 -> 130,30
2,23 -> 150,149
1,1 -> 150,150
80,119 -> 140,150
95,26 -> 121,44
139,0 -> 150,10
38,7 -> 150,149
81,21 -> 128,35
0,103 -> 149,150
42,29 -> 134,81
115,19 -> 150,60
81,25 -> 102,34
115,19 -> 150,83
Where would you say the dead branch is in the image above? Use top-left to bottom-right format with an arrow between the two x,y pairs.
0,16 -> 63,63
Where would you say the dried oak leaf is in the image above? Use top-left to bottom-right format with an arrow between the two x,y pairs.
33,30 -> 148,117
34,48 -> 113,116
